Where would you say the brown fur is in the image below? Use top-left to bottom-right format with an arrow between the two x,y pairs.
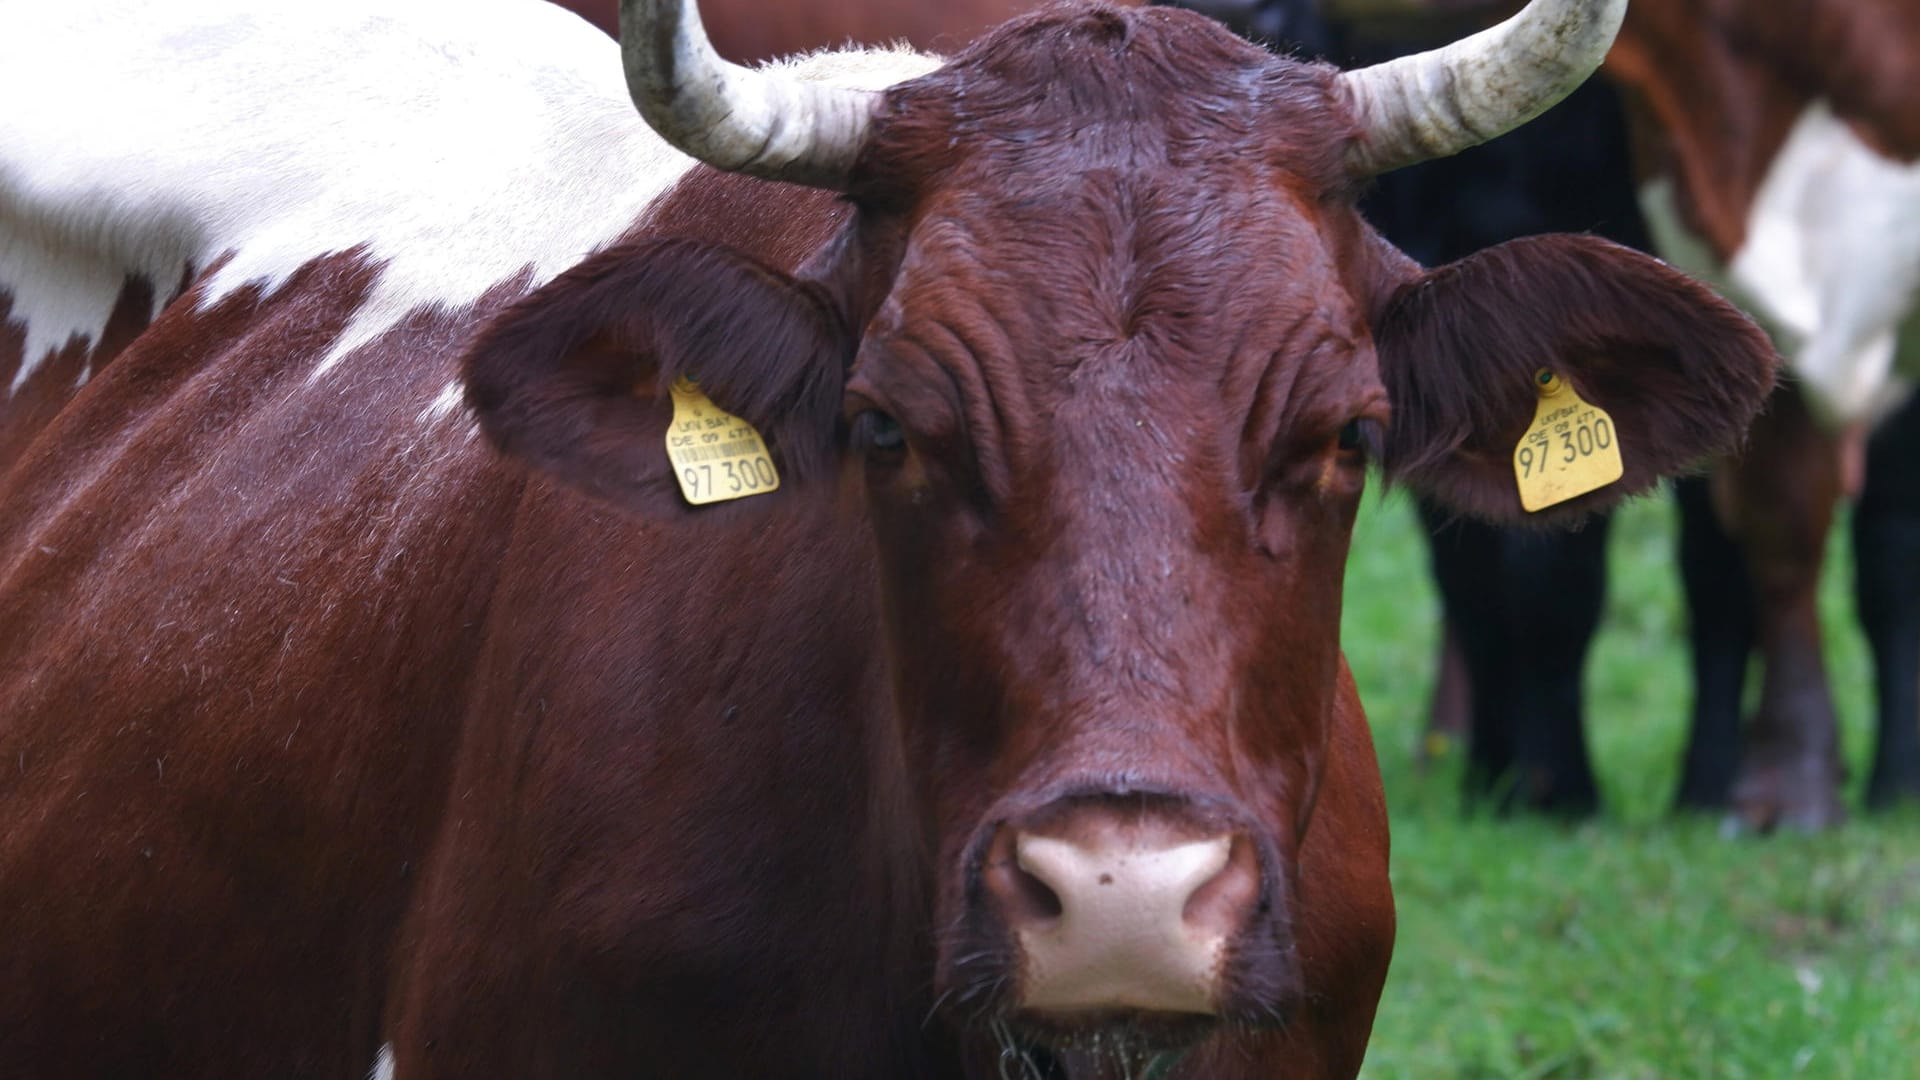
2,4 -> 1776,1078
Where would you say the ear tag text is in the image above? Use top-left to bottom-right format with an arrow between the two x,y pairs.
1513,369 -> 1623,512
665,376 -> 781,505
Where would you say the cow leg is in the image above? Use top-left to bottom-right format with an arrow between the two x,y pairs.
1500,514 -> 1608,816
1422,500 -> 1605,816
1419,501 -> 1515,800
1724,384 -> 1847,831
1857,394 -> 1920,809
1671,473 -> 1753,810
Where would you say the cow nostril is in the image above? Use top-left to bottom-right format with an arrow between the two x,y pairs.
1181,835 -> 1261,938
983,838 -> 1063,924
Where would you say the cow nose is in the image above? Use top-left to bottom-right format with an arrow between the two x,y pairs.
981,811 -> 1261,1016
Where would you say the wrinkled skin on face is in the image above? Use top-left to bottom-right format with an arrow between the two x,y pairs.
468,6 -> 1775,1074
841,13 -> 1385,1040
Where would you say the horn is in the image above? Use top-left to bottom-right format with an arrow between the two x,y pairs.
619,0 -> 876,188
1337,0 -> 1626,177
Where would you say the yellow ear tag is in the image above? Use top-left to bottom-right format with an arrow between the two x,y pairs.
664,376 -> 781,505
1513,369 -> 1624,513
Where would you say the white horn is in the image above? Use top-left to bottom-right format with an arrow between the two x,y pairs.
619,0 -> 877,188
1337,0 -> 1627,177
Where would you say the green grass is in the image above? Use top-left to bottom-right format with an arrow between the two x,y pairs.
1341,488 -> 1920,1079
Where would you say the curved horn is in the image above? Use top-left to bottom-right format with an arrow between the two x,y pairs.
619,0 -> 876,188
1337,0 -> 1626,177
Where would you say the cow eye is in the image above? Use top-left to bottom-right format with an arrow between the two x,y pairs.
855,410 -> 907,463
1335,418 -> 1381,462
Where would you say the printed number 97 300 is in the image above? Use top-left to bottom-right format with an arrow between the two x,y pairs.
1517,416 -> 1613,479
681,456 -> 779,499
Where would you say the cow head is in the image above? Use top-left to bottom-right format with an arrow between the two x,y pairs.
466,0 -> 1773,1067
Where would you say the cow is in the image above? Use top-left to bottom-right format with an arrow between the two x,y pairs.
0,0 -> 1773,1076
1604,0 -> 1920,828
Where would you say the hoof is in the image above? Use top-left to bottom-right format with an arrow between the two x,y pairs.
1728,757 -> 1846,833
1865,767 -> 1920,812
1672,783 -> 1733,816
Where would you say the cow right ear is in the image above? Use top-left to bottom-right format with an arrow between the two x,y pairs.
462,239 -> 850,517
1371,235 -> 1778,524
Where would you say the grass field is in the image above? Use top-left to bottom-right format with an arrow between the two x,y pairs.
1340,487 -> 1920,1079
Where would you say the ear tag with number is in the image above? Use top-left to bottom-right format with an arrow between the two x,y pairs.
1513,369 -> 1624,512
664,376 -> 781,505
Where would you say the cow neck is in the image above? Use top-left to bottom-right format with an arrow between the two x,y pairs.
1608,12 -> 1802,262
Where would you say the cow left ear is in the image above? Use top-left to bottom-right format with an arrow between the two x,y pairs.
1372,235 -> 1778,524
463,238 -> 849,517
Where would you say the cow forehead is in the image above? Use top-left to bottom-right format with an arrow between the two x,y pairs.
878,195 -> 1352,381
860,6 -> 1353,197
854,181 -> 1374,513
865,163 -> 1368,396
851,8 -> 1363,367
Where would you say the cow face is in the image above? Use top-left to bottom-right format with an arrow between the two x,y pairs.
466,2 -> 1774,1065
836,13 -> 1383,1048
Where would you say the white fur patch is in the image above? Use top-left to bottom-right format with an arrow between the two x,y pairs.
1644,103 -> 1920,425
368,1043 -> 395,1080
0,0 -> 941,397
0,214 -> 174,394
418,380 -> 472,429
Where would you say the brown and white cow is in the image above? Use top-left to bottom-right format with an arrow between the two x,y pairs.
0,0 -> 1771,1076
1605,0 -> 1920,828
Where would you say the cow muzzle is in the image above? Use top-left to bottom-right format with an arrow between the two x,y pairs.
965,794 -> 1277,1047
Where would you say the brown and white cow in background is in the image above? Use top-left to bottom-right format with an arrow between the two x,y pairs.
0,0 -> 1772,1076
1606,0 -> 1920,828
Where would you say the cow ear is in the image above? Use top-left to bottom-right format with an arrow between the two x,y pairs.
463,239 -> 849,516
1372,235 -> 1778,524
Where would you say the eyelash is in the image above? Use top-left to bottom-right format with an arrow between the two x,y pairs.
1335,418 -> 1385,464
